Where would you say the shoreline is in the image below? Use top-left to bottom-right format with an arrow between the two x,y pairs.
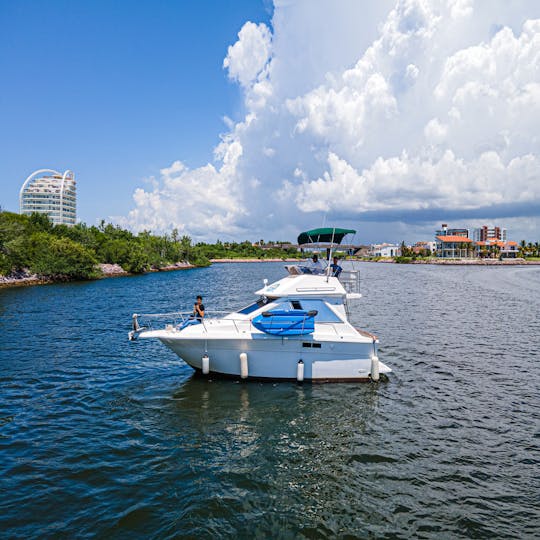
0,261 -> 196,289
2,257 -> 540,289
210,258 -> 301,263
363,258 -> 540,265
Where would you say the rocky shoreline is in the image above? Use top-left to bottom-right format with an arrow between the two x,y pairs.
0,270 -> 54,288
2,257 -> 539,289
0,261 -> 195,289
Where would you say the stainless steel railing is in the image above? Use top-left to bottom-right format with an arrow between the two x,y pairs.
339,269 -> 361,295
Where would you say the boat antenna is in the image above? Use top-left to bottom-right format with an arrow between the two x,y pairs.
326,227 -> 336,281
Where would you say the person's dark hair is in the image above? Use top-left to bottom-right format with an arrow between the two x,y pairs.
196,295 -> 202,300
312,254 -> 318,261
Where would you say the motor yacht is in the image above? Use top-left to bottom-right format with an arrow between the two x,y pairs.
130,228 -> 391,382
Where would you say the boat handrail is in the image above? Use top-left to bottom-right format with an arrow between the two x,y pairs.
338,269 -> 361,295
130,309 -> 345,339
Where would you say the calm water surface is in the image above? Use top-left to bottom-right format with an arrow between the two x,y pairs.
1,262 -> 539,538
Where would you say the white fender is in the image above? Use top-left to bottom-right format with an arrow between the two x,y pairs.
202,354 -> 210,375
240,353 -> 248,379
297,360 -> 304,382
371,355 -> 380,382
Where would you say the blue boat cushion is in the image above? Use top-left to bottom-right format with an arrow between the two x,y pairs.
252,309 -> 317,336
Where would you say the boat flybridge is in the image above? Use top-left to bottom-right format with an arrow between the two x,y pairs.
129,228 -> 391,382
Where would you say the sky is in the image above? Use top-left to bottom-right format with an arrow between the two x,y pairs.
1,0 -> 539,244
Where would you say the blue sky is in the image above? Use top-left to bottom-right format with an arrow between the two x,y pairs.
0,0 -> 271,224
1,1 -> 539,243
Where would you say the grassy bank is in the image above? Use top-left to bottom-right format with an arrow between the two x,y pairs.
0,211 -> 210,284
0,212 -> 304,286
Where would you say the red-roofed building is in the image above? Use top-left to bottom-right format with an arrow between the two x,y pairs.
435,235 -> 474,258
475,239 -> 519,258
435,224 -> 473,258
435,223 -> 519,259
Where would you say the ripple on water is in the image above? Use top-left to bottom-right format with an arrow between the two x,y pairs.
0,263 -> 539,538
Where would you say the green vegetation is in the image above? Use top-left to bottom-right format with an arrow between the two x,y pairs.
0,211 -> 210,280
519,240 -> 540,258
0,212 -> 305,283
394,256 -> 414,264
193,240 -> 303,260
399,240 -> 433,259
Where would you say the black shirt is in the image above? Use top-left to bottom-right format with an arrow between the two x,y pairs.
194,303 -> 205,319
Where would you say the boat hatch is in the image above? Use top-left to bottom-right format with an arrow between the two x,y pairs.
252,309 -> 317,336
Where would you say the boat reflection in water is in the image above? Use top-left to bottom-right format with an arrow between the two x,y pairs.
131,228 -> 391,382
168,375 -> 382,440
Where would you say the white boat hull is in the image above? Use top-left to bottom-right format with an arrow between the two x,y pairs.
133,270 -> 392,382
158,336 -> 391,381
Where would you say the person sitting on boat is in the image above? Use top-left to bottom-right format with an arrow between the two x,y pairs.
306,253 -> 325,274
193,295 -> 205,320
330,256 -> 342,277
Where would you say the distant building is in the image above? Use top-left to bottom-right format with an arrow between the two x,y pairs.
434,223 -> 520,259
473,225 -> 507,242
353,245 -> 371,257
19,169 -> 76,226
435,224 -> 472,258
369,243 -> 401,257
412,241 -> 436,254
436,223 -> 469,238
436,235 -> 473,258
475,239 -> 519,258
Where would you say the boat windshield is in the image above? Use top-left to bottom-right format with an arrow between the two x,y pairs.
237,297 -> 268,315
274,299 -> 342,323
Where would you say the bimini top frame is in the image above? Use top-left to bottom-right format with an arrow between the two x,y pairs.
297,227 -> 356,247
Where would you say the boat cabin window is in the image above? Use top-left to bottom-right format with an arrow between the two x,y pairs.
237,297 -> 268,315
274,299 -> 341,322
298,299 -> 342,322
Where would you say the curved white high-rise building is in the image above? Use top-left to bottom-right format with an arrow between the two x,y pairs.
19,169 -> 77,226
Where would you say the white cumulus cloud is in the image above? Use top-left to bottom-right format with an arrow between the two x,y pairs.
120,0 -> 540,242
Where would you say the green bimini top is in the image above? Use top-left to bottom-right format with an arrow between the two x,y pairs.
297,228 -> 356,246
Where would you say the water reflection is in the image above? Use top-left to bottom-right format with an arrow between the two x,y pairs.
169,376 -> 382,444
1,262 -> 539,538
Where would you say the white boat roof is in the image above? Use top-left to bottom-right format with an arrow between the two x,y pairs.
255,274 -> 347,298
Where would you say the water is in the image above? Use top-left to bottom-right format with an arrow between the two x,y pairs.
1,262 -> 539,538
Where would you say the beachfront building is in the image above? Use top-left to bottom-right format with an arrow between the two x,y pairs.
433,222 -> 521,259
435,223 -> 473,258
369,243 -> 401,257
435,235 -> 474,258
473,225 -> 507,242
475,239 -> 519,258
19,169 -> 77,226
